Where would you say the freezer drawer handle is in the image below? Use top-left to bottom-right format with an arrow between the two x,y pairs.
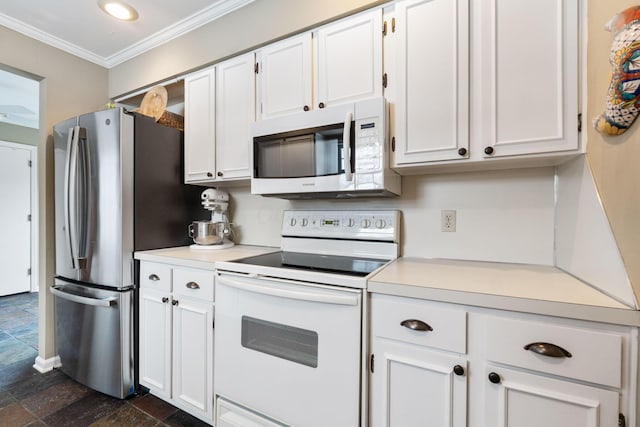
50,286 -> 117,307
186,281 -> 200,290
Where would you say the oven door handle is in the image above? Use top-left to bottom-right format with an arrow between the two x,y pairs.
217,275 -> 359,306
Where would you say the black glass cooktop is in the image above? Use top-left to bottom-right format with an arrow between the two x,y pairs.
234,251 -> 388,277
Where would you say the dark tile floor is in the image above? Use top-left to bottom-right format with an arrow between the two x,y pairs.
0,292 -> 211,427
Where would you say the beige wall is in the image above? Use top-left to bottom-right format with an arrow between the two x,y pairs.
109,0 -> 383,97
587,1 -> 640,294
0,25 -> 109,361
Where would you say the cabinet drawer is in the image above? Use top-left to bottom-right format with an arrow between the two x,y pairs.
484,316 -> 623,388
172,267 -> 215,301
371,294 -> 467,353
139,261 -> 172,292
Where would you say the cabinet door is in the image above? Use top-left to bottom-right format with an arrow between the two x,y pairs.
478,0 -> 579,157
485,365 -> 619,427
315,9 -> 383,108
172,297 -> 214,421
258,33 -> 313,119
392,0 -> 469,165
139,288 -> 172,400
215,53 -> 255,180
184,68 -> 216,182
370,339 -> 467,427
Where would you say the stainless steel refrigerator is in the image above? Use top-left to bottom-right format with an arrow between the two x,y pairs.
52,108 -> 202,398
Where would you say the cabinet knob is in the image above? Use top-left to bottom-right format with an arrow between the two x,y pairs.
172,300 -> 179,306
303,105 -> 310,112
453,365 -> 465,376
161,297 -> 169,303
484,146 -> 494,155
217,171 -> 223,177
524,342 -> 572,358
318,102 -> 325,109
400,319 -> 433,332
186,281 -> 200,290
488,372 -> 501,384
148,274 -> 160,281
207,172 -> 213,177
458,147 -> 467,156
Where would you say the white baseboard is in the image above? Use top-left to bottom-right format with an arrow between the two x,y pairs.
33,355 -> 61,373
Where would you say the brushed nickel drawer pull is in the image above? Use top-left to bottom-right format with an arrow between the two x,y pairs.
400,319 -> 433,332
186,281 -> 200,290
148,274 -> 160,281
524,342 -> 572,358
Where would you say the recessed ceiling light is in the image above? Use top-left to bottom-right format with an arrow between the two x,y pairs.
98,0 -> 139,21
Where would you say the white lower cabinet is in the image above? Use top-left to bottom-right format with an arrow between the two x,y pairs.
369,339 -> 467,427
139,288 -> 172,400
370,294 -> 468,427
172,297 -> 214,416
369,294 -> 636,427
139,261 -> 215,424
484,365 -> 619,427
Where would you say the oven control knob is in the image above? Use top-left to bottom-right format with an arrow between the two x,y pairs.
362,219 -> 371,228
348,218 -> 356,227
301,218 -> 309,227
289,218 -> 296,227
376,219 -> 386,229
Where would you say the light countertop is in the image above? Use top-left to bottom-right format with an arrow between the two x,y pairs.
368,258 -> 640,326
134,245 -> 279,270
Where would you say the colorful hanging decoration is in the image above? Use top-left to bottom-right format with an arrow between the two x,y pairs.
594,6 -> 640,136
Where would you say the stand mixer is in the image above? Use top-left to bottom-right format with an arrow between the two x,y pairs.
188,188 -> 234,250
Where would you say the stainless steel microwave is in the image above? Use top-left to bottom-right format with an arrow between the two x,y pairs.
250,97 -> 401,198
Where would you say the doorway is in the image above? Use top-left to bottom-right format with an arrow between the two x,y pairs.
0,140 -> 37,296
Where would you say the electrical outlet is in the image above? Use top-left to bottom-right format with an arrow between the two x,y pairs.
441,210 -> 456,232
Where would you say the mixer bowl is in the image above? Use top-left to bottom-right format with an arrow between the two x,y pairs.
188,220 -> 226,245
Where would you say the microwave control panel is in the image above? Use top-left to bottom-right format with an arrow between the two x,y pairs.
282,210 -> 400,242
354,117 -> 383,174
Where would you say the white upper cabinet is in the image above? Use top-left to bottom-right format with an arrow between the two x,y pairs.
215,52 -> 255,180
477,0 -> 580,158
392,0 -> 470,165
184,67 -> 216,183
315,9 -> 383,108
257,33 -> 313,119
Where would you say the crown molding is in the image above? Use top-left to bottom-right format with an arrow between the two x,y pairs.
0,11 -> 109,67
0,0 -> 255,69
104,0 -> 255,67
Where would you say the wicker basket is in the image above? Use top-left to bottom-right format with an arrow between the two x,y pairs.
157,110 -> 184,131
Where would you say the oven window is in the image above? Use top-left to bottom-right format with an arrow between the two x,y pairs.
241,316 -> 318,368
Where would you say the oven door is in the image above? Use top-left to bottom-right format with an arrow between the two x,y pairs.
215,272 -> 363,427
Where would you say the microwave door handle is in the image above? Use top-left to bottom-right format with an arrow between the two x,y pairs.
343,112 -> 353,181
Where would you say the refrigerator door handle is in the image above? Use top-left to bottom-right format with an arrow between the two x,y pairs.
50,285 -> 118,307
76,127 -> 91,269
64,127 -> 79,269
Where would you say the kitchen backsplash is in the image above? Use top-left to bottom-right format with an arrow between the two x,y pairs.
224,166 -> 556,266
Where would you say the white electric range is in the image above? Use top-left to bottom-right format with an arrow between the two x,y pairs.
214,210 -> 400,427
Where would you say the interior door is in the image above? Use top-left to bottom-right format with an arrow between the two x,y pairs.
0,142 -> 32,296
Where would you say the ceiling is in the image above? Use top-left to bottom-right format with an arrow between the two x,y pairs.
0,0 -> 254,68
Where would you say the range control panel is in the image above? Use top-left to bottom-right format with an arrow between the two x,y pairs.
282,210 -> 400,242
